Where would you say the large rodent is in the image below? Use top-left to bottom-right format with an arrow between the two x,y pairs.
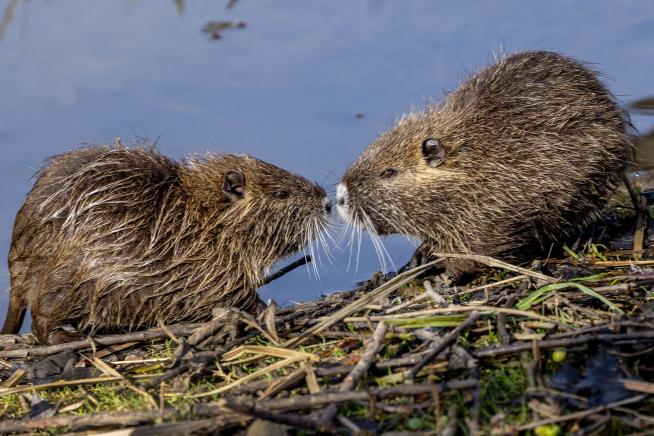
337,51 -> 632,278
2,145 -> 331,344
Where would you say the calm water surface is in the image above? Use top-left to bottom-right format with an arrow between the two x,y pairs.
1,0 -> 654,330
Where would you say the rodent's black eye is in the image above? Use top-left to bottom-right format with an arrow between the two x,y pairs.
273,190 -> 289,199
380,168 -> 398,179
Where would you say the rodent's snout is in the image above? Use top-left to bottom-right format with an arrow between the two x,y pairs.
322,197 -> 332,215
336,183 -> 347,207
335,183 -> 349,221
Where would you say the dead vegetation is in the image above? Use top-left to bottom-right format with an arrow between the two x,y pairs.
0,239 -> 654,435
0,180 -> 653,435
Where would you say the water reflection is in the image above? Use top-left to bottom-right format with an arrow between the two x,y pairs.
635,131 -> 654,168
0,0 -> 20,41
202,20 -> 246,40
175,0 -> 243,14
632,96 -> 654,115
174,0 -> 184,15
633,97 -> 654,169
0,0 -> 248,45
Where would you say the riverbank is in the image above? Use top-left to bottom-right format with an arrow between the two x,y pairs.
1,239 -> 654,434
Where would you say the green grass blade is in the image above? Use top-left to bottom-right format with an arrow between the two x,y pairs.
386,315 -> 467,329
568,282 -> 623,314
571,272 -> 610,282
516,282 -> 623,314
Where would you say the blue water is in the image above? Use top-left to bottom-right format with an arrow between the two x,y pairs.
1,0 -> 654,330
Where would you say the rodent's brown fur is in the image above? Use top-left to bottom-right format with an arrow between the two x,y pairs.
2,145 -> 330,344
338,51 -> 633,277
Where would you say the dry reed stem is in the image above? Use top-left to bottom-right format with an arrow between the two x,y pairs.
222,345 -> 318,362
342,305 -> 560,325
249,379 -> 479,411
623,379 -> 654,395
432,253 -> 555,281
0,323 -> 204,359
475,332 -> 654,358
0,374 -> 157,397
88,357 -> 158,409
259,367 -> 306,399
190,355 -> 308,398
514,395 -> 646,432
0,369 -> 25,388
319,321 -> 388,425
283,259 -> 444,348
594,260 -> 654,266
455,274 -> 529,297
408,311 -> 480,380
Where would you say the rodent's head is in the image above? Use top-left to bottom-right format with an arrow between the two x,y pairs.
338,109 -> 465,242
181,154 -> 331,266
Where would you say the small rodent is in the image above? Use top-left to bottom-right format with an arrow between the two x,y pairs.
1,145 -> 331,344
337,51 -> 632,279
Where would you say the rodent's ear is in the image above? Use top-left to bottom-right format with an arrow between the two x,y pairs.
421,138 -> 446,167
222,171 -> 246,202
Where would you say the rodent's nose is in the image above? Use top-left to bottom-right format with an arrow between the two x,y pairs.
322,197 -> 332,214
336,183 -> 348,207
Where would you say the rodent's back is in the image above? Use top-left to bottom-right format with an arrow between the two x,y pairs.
441,51 -> 631,243
13,146 -> 178,240
11,146 -> 178,277
10,146 -> 184,332
444,51 -> 629,168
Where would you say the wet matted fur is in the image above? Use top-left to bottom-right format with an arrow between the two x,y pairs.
2,145 -> 331,344
337,51 -> 633,278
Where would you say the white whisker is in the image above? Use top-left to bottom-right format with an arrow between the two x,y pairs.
346,211 -> 357,271
359,207 -> 397,273
355,214 -> 362,274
